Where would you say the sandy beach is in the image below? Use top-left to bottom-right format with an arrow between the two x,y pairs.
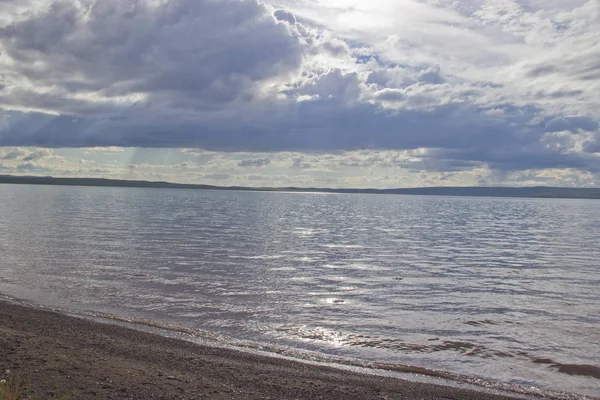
0,299 -> 540,399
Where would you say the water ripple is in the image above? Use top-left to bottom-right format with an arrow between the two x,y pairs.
0,185 -> 599,396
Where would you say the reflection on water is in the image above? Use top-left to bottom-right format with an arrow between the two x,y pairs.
0,184 -> 599,396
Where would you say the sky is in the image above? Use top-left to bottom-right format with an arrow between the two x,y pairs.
0,0 -> 599,188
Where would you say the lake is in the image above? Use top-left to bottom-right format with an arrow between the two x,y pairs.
0,184 -> 599,397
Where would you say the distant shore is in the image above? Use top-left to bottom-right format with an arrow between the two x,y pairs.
2,174 -> 600,199
0,299 -> 537,400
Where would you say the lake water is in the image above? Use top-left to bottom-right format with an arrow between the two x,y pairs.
0,184 -> 599,397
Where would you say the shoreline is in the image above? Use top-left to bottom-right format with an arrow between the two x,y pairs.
0,298 -> 562,400
2,176 -> 600,200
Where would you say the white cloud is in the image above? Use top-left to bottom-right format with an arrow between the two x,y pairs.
1,146 -> 52,161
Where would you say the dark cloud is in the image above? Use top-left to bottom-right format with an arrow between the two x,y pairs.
427,144 -> 600,173
389,158 -> 482,173
273,10 -> 296,25
291,158 -> 312,169
373,89 -> 406,102
527,65 -> 558,77
16,162 -> 43,172
237,158 -> 271,167
418,66 -> 444,85
525,50 -> 600,82
1,148 -> 27,160
583,132 -> 600,153
179,161 -> 195,169
1,97 -> 597,175
544,116 -> 598,133
335,152 -> 482,173
22,148 -> 52,161
544,89 -> 584,99
203,173 -> 230,180
0,0 -> 303,108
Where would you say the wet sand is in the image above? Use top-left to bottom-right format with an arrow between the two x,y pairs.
0,299 -> 536,399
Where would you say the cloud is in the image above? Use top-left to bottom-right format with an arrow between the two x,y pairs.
0,0 -> 303,111
179,161 -> 196,169
14,161 -> 52,174
291,158 -> 312,169
373,88 -> 406,103
203,173 -> 230,181
86,146 -> 125,153
1,148 -> 27,160
22,148 -> 52,161
0,0 -> 598,184
0,146 -> 596,188
544,116 -> 598,133
16,162 -> 37,171
418,66 -> 444,85
237,158 -> 271,168
0,147 -> 52,161
274,9 -> 296,25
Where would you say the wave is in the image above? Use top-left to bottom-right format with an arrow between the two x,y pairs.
274,323 -> 600,383
533,358 -> 600,380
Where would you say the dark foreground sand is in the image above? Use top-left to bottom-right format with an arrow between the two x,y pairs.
0,300 -> 532,400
